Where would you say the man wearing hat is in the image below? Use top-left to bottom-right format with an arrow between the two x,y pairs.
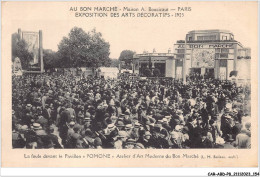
115,120 -> 125,131
219,134 -> 235,149
220,114 -> 234,141
83,116 -> 92,129
35,115 -> 48,130
68,124 -> 82,148
124,138 -> 136,149
169,131 -> 182,148
64,121 -> 75,148
137,131 -> 153,149
114,131 -> 128,149
48,125 -> 62,149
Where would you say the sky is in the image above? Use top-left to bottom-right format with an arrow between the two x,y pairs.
3,1 -> 258,59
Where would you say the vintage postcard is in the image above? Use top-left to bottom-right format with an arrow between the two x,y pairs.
1,1 -> 258,167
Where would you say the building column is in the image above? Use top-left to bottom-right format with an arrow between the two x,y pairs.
215,60 -> 219,79
233,44 -> 237,71
182,44 -> 187,84
39,30 -> 44,73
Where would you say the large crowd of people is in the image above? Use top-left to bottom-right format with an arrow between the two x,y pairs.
12,72 -> 251,149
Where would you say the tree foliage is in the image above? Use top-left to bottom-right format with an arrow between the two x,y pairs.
119,50 -> 135,65
110,59 -> 120,68
43,49 -> 59,69
12,33 -> 33,69
57,27 -> 110,68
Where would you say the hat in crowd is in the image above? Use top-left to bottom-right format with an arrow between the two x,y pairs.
233,109 -> 238,113
162,118 -> 168,123
116,121 -> 125,127
106,118 -> 113,125
84,117 -> 91,121
193,113 -> 199,118
35,129 -> 47,136
85,112 -> 91,118
176,110 -> 183,114
78,112 -> 84,118
119,113 -> 125,117
107,123 -> 115,129
170,131 -> 179,139
33,123 -> 42,130
73,124 -> 82,132
157,120 -> 163,124
134,122 -> 141,128
224,107 -> 231,113
245,122 -> 251,129
134,143 -> 145,149
144,131 -> 151,136
160,129 -> 168,137
125,138 -> 136,144
226,134 -> 234,142
69,121 -> 76,126
175,125 -> 182,131
125,110 -> 130,115
49,125 -> 55,131
20,125 -> 29,131
117,131 -> 128,138
225,115 -> 232,119
165,115 -> 171,120
85,129 -> 93,137
111,116 -> 117,121
26,104 -> 32,107
182,126 -> 189,134
125,124 -> 133,130
94,137 -> 102,146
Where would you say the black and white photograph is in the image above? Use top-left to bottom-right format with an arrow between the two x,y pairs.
1,1 -> 258,169
11,28 -> 252,150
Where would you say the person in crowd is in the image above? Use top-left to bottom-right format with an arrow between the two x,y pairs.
11,72 -> 251,149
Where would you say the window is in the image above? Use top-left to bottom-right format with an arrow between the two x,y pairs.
215,49 -> 221,53
177,49 -> 185,53
197,35 -> 216,41
221,48 -> 229,53
188,37 -> 192,41
197,36 -> 203,40
219,60 -> 227,67
210,35 -> 217,40
176,54 -> 184,58
222,36 -> 228,40
220,53 -> 228,58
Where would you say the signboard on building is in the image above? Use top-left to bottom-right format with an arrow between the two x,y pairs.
175,43 -> 234,49
22,31 -> 39,64
191,48 -> 215,68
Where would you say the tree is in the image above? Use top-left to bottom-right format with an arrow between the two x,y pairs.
43,49 -> 59,69
110,59 -> 120,67
57,27 -> 110,68
12,33 -> 33,69
119,50 -> 135,69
